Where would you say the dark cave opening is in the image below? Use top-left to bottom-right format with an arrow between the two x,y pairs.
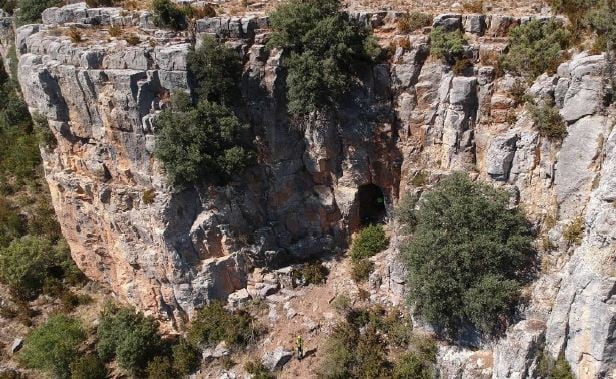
358,184 -> 387,226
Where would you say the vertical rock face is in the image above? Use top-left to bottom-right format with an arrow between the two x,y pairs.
1,4 -> 615,377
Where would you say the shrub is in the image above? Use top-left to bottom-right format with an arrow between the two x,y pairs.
429,27 -> 467,63
350,224 -> 388,262
188,301 -> 257,347
20,315 -> 85,379
182,3 -> 216,19
351,258 -> 373,282
244,360 -> 275,379
529,103 -> 567,141
86,0 -> 116,6
499,19 -> 571,81
393,351 -> 434,379
330,294 -> 352,314
267,0 -> 377,115
452,58 -> 472,75
97,306 -> 163,375
70,354 -> 108,379
187,36 -> 242,105
0,236 -> 78,300
172,339 -> 200,376
510,79 -> 529,106
108,25 -> 122,37
68,28 -> 82,43
16,0 -> 61,25
146,356 -> 175,379
0,197 -> 26,247
563,216 -> 584,245
125,34 -> 140,46
462,0 -> 484,13
154,96 -> 253,187
142,188 -> 156,204
151,0 -> 186,30
400,173 -> 534,335
398,12 -> 433,33
538,351 -> 575,379
298,261 -> 329,285
60,290 -> 92,312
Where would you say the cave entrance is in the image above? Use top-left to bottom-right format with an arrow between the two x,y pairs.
358,184 -> 387,225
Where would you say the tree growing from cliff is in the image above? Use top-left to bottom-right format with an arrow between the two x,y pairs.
267,0 -> 380,115
429,27 -> 467,64
151,0 -> 186,30
187,35 -> 243,106
154,93 -> 254,187
499,19 -> 571,81
399,173 -> 534,336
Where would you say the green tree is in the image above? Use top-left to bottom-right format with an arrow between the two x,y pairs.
267,0 -> 378,114
97,306 -> 163,375
70,354 -> 108,379
188,36 -> 243,106
0,236 -> 54,299
499,19 -> 571,81
400,173 -> 534,335
392,352 -> 434,379
350,224 -> 388,261
19,315 -> 85,379
154,95 -> 253,187
15,0 -> 61,25
529,103 -> 567,141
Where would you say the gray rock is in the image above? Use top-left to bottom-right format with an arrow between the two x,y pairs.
486,132 -> 518,181
261,347 -> 293,371
433,14 -> 462,31
10,338 -> 23,354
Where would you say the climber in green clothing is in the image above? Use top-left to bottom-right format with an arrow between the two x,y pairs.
296,335 -> 304,360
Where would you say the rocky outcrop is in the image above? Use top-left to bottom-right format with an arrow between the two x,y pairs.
1,3 -> 615,377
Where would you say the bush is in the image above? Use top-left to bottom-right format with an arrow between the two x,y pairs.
86,0 -> 116,6
538,351 -> 575,379
188,301 -> 257,347
351,258 -> 374,282
146,356 -> 175,379
350,224 -> 388,262
267,0 -> 378,115
245,360 -> 275,379
509,79 -> 529,106
0,236 -> 80,300
563,216 -> 584,245
398,12 -> 433,33
298,261 -> 329,285
462,0 -> 484,13
142,188 -> 156,205
172,339 -> 200,376
20,315 -> 85,379
393,352 -> 434,379
151,0 -> 186,30
400,173 -> 534,335
68,28 -> 82,43
452,58 -> 472,75
70,354 -> 108,379
429,27 -> 467,63
108,25 -> 122,37
125,34 -> 140,46
97,306 -> 163,375
188,36 -> 242,105
16,0 -> 61,25
529,103 -> 567,141
154,95 -> 253,187
499,19 -> 571,81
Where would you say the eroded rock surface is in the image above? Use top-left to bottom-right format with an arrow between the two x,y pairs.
1,4 -> 615,377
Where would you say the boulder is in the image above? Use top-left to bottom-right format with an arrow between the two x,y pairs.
261,347 -> 293,371
486,132 -> 518,181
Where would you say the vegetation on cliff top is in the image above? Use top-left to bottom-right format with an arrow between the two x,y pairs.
499,19 -> 571,81
155,38 -> 254,188
399,173 -> 535,336
267,0 -> 380,115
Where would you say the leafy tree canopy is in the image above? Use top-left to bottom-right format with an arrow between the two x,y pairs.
267,0 -> 379,114
400,173 -> 534,336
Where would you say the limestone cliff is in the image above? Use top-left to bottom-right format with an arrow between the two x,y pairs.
0,4 -> 614,377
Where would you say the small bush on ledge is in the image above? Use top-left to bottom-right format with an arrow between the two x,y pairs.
151,0 -> 186,31
398,12 -> 433,33
529,103 -> 567,141
429,27 -> 467,64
